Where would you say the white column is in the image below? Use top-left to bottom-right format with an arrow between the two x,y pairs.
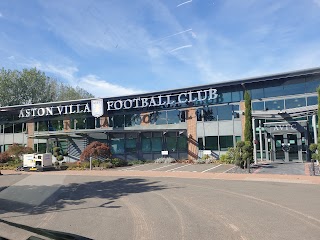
312,114 -> 317,144
252,117 -> 257,164
259,120 -> 263,161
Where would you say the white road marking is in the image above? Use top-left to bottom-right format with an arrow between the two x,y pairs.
201,164 -> 222,173
223,166 -> 236,173
166,164 -> 191,172
119,164 -> 151,171
150,163 -> 178,171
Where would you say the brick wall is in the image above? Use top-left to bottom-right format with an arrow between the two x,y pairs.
26,122 -> 34,149
63,118 -> 71,132
186,108 -> 198,160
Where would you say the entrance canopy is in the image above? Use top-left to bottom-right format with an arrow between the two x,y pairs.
252,104 -> 317,119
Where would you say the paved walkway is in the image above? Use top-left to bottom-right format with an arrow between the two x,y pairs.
2,168 -> 320,185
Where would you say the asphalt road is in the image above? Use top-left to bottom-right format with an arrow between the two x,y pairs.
1,174 -> 320,240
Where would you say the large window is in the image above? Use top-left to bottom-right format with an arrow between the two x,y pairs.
203,107 -> 217,121
252,101 -> 264,111
141,133 -> 152,153
110,137 -> 125,154
216,105 -> 233,120
167,110 -> 180,124
219,136 -> 233,151
177,135 -> 187,151
112,115 -> 125,128
307,96 -> 317,106
285,98 -> 306,109
166,132 -> 177,152
205,136 -> 218,150
265,99 -> 284,110
125,138 -> 137,153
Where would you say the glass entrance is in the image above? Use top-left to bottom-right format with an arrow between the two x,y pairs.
274,135 -> 285,161
272,133 -> 302,162
287,134 -> 299,161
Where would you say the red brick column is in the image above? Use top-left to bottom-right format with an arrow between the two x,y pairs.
100,116 -> 109,128
26,122 -> 34,149
186,108 -> 198,161
63,118 -> 71,132
140,113 -> 150,125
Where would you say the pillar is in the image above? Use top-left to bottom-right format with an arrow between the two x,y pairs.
26,122 -> 34,149
186,108 -> 198,161
239,101 -> 246,140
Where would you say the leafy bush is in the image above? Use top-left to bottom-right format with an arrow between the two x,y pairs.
80,141 -> 111,162
100,161 -> 113,169
0,152 -> 11,163
7,143 -> 34,160
91,159 -> 100,167
196,159 -> 206,164
130,160 -> 146,165
154,157 -> 176,163
111,158 -> 128,167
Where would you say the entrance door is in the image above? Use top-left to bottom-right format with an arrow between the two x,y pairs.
272,133 -> 302,162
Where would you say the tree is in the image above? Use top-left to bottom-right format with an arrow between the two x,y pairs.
309,86 -> 320,164
7,143 -> 34,160
80,141 -> 112,162
0,67 -> 94,107
244,90 -> 253,142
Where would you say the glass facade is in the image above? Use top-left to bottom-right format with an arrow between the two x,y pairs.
197,104 -> 239,121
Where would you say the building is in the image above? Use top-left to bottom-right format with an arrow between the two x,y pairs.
0,67 -> 319,163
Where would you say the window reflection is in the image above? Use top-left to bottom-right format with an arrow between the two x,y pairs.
265,99 -> 284,110
285,98 -> 306,109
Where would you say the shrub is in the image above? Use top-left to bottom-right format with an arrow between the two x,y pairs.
91,159 -> 100,167
130,160 -> 145,165
7,143 -> 34,160
111,158 -> 128,167
80,141 -> 111,162
100,161 -> 113,169
154,157 -> 176,163
0,152 -> 11,163
196,159 -> 206,164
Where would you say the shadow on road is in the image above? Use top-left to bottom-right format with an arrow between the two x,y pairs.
0,177 -> 168,217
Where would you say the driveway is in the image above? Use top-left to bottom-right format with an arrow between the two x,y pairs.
253,162 -> 307,175
1,174 -> 320,240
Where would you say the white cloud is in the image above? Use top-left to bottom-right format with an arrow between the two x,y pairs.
20,58 -> 143,97
79,75 -> 142,98
8,55 -> 15,60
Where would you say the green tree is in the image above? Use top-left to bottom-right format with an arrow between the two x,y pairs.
244,91 -> 253,142
0,67 -> 94,107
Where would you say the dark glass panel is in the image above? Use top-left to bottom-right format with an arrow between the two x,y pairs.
282,80 -> 305,96
250,88 -> 264,99
205,136 -> 218,150
141,134 -> 151,153
38,121 -> 48,131
86,117 -> 95,129
203,107 -> 217,121
307,96 -> 317,105
14,123 -> 23,133
125,138 -> 137,153
177,135 -> 187,151
180,111 -> 186,122
264,85 -> 284,98
75,117 -> 86,129
167,110 -> 180,124
252,101 -> 264,111
216,92 -> 231,104
217,105 -> 233,120
166,136 -> 177,152
231,91 -> 243,102
113,115 -> 125,128
285,98 -> 306,109
219,136 -> 233,151
196,109 -> 203,121
4,124 -> 13,133
152,138 -> 162,152
111,138 -> 125,154
265,99 -> 284,110
305,76 -> 320,93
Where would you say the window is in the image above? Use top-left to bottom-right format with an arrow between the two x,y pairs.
165,132 -> 177,152
307,96 -> 317,105
152,137 -> 162,152
250,88 -> 264,99
112,115 -> 125,128
14,123 -> 24,133
125,138 -> 136,153
4,124 -> 13,133
217,105 -> 233,120
265,99 -> 284,110
305,77 -> 320,93
37,121 -> 48,131
232,91 -> 243,102
232,105 -> 240,118
196,109 -> 203,121
125,114 -> 141,127
86,117 -> 95,129
203,107 -> 217,121
141,133 -> 152,153
219,136 -> 233,151
48,120 -> 63,131
283,80 -> 305,95
235,136 -> 242,143
180,111 -> 186,122
205,136 -> 218,150
75,116 -> 86,129
177,135 -> 187,151
252,101 -> 264,111
216,92 -> 231,103
264,85 -> 284,98
111,138 -> 125,154
285,98 -> 306,109
155,111 -> 167,125
167,110 -> 180,124
38,143 -> 47,153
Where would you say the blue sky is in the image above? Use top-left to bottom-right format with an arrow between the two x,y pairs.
1,0 -> 320,98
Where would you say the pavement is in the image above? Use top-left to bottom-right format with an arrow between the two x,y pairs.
0,172 -> 320,240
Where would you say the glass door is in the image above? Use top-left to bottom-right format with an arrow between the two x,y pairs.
287,134 -> 299,161
274,135 -> 285,161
